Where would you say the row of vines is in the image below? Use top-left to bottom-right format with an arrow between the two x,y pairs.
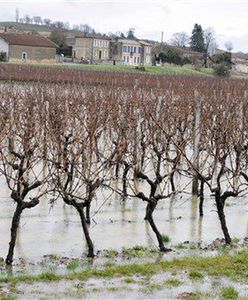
0,71 -> 248,265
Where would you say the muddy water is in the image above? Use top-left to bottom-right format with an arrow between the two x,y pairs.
7,274 -> 247,300
0,174 -> 247,261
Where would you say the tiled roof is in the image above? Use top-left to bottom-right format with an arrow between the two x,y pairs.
139,40 -> 153,46
0,33 -> 57,48
75,32 -> 111,40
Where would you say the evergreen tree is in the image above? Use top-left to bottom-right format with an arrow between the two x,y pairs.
127,28 -> 136,39
190,24 -> 205,53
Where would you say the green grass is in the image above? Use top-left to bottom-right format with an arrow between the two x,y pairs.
162,235 -> 170,243
3,61 -> 214,77
220,287 -> 239,300
175,243 -> 187,249
107,287 -> 121,292
232,237 -> 240,243
103,262 -> 115,268
188,270 -> 204,280
121,245 -> 157,259
123,277 -> 137,284
104,249 -> 119,258
0,250 -> 247,284
38,272 -> 60,281
164,278 -> 183,287
142,284 -> 163,293
190,243 -> 198,249
67,260 -> 80,271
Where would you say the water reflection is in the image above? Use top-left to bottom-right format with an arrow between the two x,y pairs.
0,176 -> 247,261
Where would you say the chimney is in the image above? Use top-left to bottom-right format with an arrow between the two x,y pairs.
160,31 -> 164,52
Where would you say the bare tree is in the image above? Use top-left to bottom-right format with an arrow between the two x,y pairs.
225,41 -> 233,52
203,27 -> 217,67
43,18 -> 52,26
170,32 -> 189,47
79,24 -> 94,33
23,14 -> 32,24
32,16 -> 42,25
53,21 -> 64,29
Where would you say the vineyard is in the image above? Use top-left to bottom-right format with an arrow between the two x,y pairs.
0,66 -> 247,268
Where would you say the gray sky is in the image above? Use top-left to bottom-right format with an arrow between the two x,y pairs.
0,0 -> 248,52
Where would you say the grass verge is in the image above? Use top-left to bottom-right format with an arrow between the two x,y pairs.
0,250 -> 247,284
2,61 -> 214,77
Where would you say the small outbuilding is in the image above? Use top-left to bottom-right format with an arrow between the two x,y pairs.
0,33 -> 57,63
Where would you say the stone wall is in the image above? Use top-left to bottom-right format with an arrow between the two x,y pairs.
73,37 -> 92,61
9,45 -> 56,63
143,46 -> 152,66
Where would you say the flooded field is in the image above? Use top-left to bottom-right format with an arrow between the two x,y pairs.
1,175 -> 247,261
1,171 -> 248,299
1,272 -> 247,299
0,74 -> 248,299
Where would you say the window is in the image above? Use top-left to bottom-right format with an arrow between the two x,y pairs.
127,46 -> 130,52
138,47 -> 141,53
123,56 -> 126,62
137,57 -> 140,64
134,46 -> 136,53
134,56 -> 137,64
22,52 -> 27,61
93,39 -> 97,47
123,46 -> 127,52
104,50 -> 108,58
127,56 -> 129,63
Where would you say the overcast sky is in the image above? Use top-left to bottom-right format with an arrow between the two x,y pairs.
0,0 -> 248,52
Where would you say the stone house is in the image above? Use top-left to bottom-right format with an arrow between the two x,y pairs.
71,34 -> 110,63
0,23 -> 153,66
140,41 -> 152,66
0,33 -> 57,63
233,58 -> 248,74
110,38 -> 152,66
